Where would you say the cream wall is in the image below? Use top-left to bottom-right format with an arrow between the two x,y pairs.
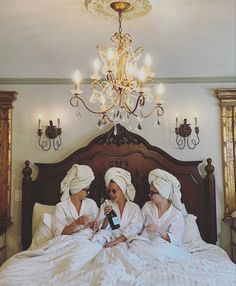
1,81 -> 234,258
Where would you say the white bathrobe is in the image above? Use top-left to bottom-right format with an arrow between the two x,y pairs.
96,200 -> 143,241
142,201 -> 184,246
53,197 -> 98,237
129,201 -> 189,261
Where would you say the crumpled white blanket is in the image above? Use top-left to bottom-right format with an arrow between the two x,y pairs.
0,234 -> 235,286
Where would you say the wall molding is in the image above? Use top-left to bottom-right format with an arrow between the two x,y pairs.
0,76 -> 235,85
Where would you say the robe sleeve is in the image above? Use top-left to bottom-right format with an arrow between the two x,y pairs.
89,200 -> 99,221
52,203 -> 67,237
97,202 -> 109,229
121,205 -> 144,239
167,212 -> 184,246
142,202 -> 153,226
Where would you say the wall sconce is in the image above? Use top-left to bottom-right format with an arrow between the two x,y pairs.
37,115 -> 62,151
175,114 -> 200,150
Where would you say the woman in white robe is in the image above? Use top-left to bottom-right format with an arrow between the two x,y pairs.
95,167 -> 143,247
129,169 -> 189,261
142,168 -> 184,246
53,164 -> 98,237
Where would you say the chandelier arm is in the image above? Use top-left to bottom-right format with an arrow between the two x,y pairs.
71,95 -> 115,115
145,76 -> 154,86
124,94 -> 145,116
103,113 -> 114,123
143,105 -> 164,119
91,80 -> 106,90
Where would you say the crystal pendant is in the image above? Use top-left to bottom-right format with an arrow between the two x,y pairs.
137,123 -> 142,130
154,117 -> 161,127
114,124 -> 118,136
97,119 -> 103,129
137,109 -> 144,122
147,93 -> 154,103
76,110 -> 82,120
122,112 -> 128,123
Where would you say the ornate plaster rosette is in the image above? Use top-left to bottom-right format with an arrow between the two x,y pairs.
85,0 -> 152,20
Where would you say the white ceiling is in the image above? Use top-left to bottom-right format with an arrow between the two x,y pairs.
0,0 -> 235,78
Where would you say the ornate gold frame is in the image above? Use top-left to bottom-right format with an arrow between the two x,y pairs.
0,91 -> 17,228
215,88 -> 236,221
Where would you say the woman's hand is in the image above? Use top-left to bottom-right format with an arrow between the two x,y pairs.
103,235 -> 127,248
146,224 -> 169,241
104,240 -> 119,248
89,220 -> 98,231
146,224 -> 164,235
104,205 -> 112,216
76,215 -> 90,226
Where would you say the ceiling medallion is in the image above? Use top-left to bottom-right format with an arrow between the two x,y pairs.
85,0 -> 152,20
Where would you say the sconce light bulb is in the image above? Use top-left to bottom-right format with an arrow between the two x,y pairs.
38,113 -> 42,120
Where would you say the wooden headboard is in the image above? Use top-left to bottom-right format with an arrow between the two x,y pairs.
22,124 -> 217,250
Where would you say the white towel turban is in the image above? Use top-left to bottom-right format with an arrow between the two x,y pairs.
148,169 -> 182,210
104,167 -> 136,201
60,164 -> 95,201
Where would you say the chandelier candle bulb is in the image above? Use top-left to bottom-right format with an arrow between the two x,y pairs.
156,83 -> 164,96
73,70 -> 81,90
144,54 -> 153,77
91,58 -> 101,80
107,49 -> 114,70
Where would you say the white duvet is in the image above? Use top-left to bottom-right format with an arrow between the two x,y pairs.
0,233 -> 235,286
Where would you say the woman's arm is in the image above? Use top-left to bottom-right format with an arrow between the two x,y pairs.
61,215 -> 90,235
103,235 -> 127,248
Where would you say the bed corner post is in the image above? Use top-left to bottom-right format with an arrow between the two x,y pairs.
22,160 -> 33,250
205,158 -> 217,244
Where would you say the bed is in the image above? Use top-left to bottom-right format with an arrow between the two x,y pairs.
0,124 -> 235,286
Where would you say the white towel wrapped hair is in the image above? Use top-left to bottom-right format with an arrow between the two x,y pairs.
104,167 -> 136,201
60,164 -> 95,201
148,169 -> 182,210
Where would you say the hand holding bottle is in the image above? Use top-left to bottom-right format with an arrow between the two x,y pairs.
104,200 -> 120,230
104,205 -> 113,216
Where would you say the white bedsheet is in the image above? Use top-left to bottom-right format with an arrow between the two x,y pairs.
0,236 -> 235,286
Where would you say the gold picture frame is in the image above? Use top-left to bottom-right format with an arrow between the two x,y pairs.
215,88 -> 236,221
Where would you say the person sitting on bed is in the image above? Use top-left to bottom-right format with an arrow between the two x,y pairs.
128,168 -> 189,261
142,168 -> 184,246
52,164 -> 98,237
95,167 -> 143,248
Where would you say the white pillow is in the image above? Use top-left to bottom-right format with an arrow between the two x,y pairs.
182,214 -> 204,248
32,203 -> 55,236
30,213 -> 53,250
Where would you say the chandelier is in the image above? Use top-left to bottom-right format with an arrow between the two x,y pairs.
70,1 -> 164,132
